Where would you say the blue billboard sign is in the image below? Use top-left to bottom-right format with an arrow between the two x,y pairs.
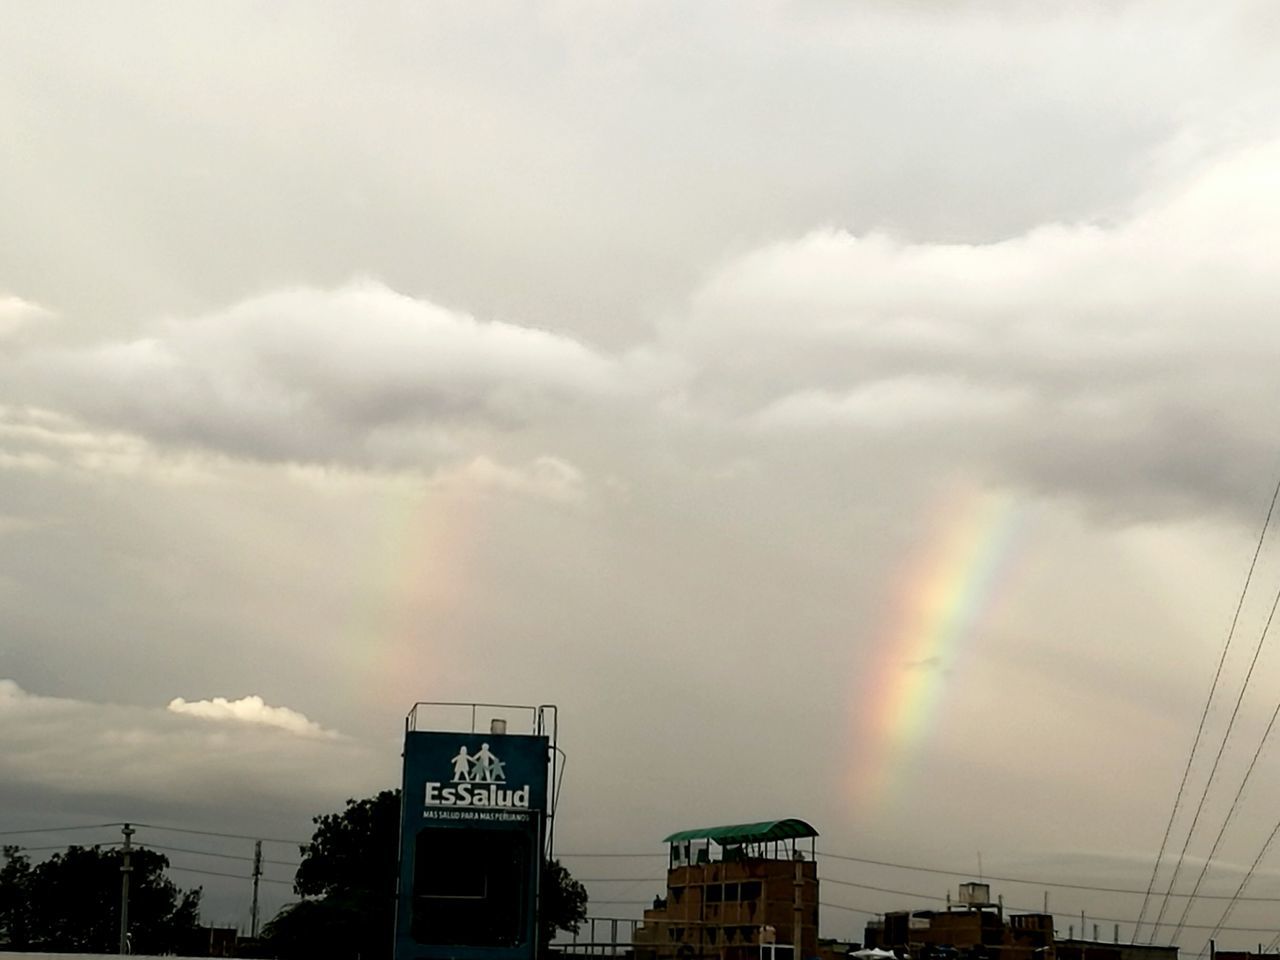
395,730 -> 550,960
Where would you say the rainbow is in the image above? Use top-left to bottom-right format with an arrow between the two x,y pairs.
850,486 -> 1025,811
340,473 -> 480,707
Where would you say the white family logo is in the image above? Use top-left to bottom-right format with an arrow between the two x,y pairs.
423,742 -> 531,810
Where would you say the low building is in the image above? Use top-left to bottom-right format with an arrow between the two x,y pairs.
865,886 -> 1179,960
1056,938 -> 1179,960
633,819 -> 820,960
865,884 -> 1052,960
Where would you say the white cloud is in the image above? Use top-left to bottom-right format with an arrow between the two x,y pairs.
167,694 -> 339,739
429,454 -> 587,504
0,295 -> 49,341
755,377 -> 1029,431
0,405 -> 212,480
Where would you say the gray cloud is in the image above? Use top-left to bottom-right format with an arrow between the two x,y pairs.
7,135 -> 1280,524
675,137 -> 1280,520
0,680 -> 388,810
9,282 -> 659,468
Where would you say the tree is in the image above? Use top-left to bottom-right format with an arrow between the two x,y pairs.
263,789 -> 401,960
0,843 -> 201,954
540,858 -> 588,950
262,788 -> 588,959
0,846 -> 34,948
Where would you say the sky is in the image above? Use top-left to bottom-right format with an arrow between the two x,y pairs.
5,0 -> 1280,948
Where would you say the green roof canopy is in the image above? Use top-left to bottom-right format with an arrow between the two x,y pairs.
662,819 -> 818,846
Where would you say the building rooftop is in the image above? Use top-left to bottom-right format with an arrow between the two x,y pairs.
662,818 -> 819,845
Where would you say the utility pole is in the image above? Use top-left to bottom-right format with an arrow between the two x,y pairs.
250,840 -> 263,938
118,823 -> 135,955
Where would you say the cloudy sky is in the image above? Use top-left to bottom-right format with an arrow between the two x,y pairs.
6,0 -> 1280,946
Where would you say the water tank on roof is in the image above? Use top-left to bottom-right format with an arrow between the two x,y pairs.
958,882 -> 991,906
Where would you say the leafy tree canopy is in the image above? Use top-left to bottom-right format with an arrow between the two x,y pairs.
541,858 -> 588,949
262,789 -> 401,960
0,843 -> 201,954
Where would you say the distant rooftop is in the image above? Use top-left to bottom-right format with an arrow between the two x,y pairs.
663,818 -> 819,846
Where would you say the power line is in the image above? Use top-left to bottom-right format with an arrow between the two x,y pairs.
829,887 -> 1280,935
138,842 -> 300,868
815,850 -> 1280,902
1169,613 -> 1280,947
559,852 -> 667,858
10,840 -> 299,872
560,850 -> 1280,937
821,876 -> 951,900
0,822 -> 123,838
1265,922 -> 1280,953
1148,487 -> 1280,941
1149,610 -> 1273,941
578,887 -> 1280,936
567,845 -> 1280,904
567,846 -> 1280,904
1132,473 -> 1280,942
1196,812 -> 1280,957
821,901 -> 887,916
817,874 -> 1280,934
163,863 -> 293,886
129,822 -> 306,846
14,842 -> 123,853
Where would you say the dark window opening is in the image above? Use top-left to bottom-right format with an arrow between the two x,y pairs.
411,827 -> 530,947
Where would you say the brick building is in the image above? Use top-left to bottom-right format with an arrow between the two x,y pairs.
633,819 -> 820,960
863,883 -> 1052,960
1056,939 -> 1179,960
865,885 -> 1179,960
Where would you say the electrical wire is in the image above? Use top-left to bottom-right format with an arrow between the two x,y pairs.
1168,615 -> 1280,946
13,842 -> 122,853
138,842 -> 300,868
815,851 -> 1280,902
1132,474 -> 1280,942
162,863 -> 294,886
818,874 -> 1280,933
1194,812 -> 1280,958
566,848 -> 1280,937
820,876 -> 950,900
821,901 -> 900,916
129,822 -> 306,846
0,822 -> 123,837
1151,626 -> 1280,942
1146,475 -> 1280,943
575,889 -> 1280,936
